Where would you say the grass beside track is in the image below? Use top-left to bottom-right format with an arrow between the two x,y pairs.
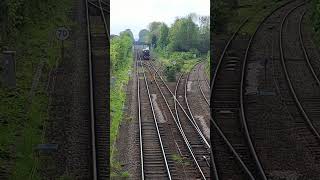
110,56 -> 133,178
0,0 -> 72,179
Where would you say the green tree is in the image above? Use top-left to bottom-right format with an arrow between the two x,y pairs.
148,22 -> 162,34
198,16 -> 210,53
168,17 -> 199,52
148,21 -> 162,48
138,29 -> 150,43
111,32 -> 133,72
120,29 -> 134,41
158,23 -> 169,49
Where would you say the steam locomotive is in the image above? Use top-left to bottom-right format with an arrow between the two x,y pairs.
142,48 -> 150,60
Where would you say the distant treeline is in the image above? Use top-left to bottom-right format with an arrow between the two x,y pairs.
137,13 -> 210,54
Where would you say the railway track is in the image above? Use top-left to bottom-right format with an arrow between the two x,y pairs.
209,0 -> 320,178
276,1 -> 320,175
85,0 -> 109,179
240,0 -> 320,178
174,74 -> 211,179
279,2 -> 320,141
136,53 -> 173,179
211,16 -> 266,179
195,63 -> 210,106
185,63 -> 210,141
141,60 -> 211,179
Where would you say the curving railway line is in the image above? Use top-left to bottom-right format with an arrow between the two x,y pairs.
185,64 -> 210,142
209,0 -> 320,179
110,0 -> 320,179
138,57 -> 211,179
81,0 -> 320,178
195,63 -> 210,106
279,2 -> 320,142
174,74 -> 211,179
239,0 -> 320,178
211,16 -> 266,179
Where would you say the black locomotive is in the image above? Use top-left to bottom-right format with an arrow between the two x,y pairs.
142,48 -> 150,60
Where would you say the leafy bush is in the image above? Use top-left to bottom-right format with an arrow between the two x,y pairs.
170,51 -> 195,61
164,64 -> 180,81
110,33 -> 133,72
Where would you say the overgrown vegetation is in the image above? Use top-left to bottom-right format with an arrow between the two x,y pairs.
138,13 -> 209,79
214,0 -> 291,34
172,154 -> 190,166
311,0 -> 320,44
110,30 -> 134,177
0,0 -> 71,179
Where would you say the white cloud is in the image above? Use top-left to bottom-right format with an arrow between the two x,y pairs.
110,0 -> 209,40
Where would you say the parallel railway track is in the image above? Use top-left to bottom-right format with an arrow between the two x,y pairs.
275,2 -> 320,174
82,0 -> 320,179
195,63 -> 210,106
142,60 -> 211,179
85,0 -> 109,179
185,65 -> 210,142
210,0 -> 309,179
137,53 -> 173,179
240,0 -> 320,178
279,2 -> 320,141
174,74 -> 211,179
212,17 -> 265,179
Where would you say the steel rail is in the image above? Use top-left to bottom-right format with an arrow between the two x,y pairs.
241,1 -> 303,180
136,53 -> 144,180
299,11 -> 320,86
88,1 -> 109,13
97,0 -> 110,40
211,18 -> 249,91
197,64 -> 210,106
205,71 -> 210,88
182,72 -> 206,139
85,0 -> 97,179
100,0 -> 110,7
184,64 -> 210,143
145,62 -> 210,149
210,19 -> 259,178
279,2 -> 320,141
148,61 -> 256,178
183,69 -> 219,179
145,64 -> 207,180
240,1 -> 304,179
139,55 -> 172,180
173,74 -> 207,179
184,71 -> 208,140
210,1 -> 299,179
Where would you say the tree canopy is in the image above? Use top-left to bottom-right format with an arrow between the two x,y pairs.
120,29 -> 134,41
157,24 -> 169,48
142,13 -> 209,54
138,29 -> 150,43
111,31 -> 133,72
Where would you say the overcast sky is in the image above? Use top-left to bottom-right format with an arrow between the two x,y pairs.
110,0 -> 210,40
